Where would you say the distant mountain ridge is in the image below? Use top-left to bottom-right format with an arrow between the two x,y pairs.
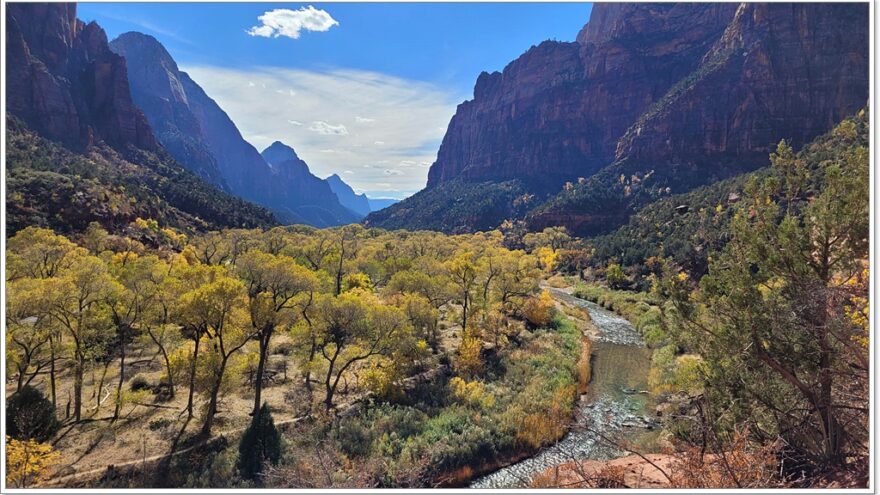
366,2 -> 869,235
325,174 -> 371,217
110,32 -> 358,228
5,3 -> 278,235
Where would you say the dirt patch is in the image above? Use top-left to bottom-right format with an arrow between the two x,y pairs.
530,453 -> 675,488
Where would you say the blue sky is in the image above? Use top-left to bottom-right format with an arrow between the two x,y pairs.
79,3 -> 592,198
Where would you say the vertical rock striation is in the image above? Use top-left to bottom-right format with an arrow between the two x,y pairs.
369,2 -> 868,235
6,3 -> 157,151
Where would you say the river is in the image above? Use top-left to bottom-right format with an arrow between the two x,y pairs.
470,288 -> 659,488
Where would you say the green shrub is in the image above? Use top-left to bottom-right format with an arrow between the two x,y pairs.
129,375 -> 152,392
237,403 -> 282,480
6,386 -> 60,442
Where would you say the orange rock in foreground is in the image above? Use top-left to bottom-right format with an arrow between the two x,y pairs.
531,454 -> 676,489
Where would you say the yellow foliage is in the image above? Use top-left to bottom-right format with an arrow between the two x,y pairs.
522,290 -> 555,327
450,376 -> 495,409
362,357 -> 399,398
516,384 -> 574,448
535,246 -> 557,272
111,250 -> 138,266
343,272 -> 374,292
133,217 -> 159,232
842,268 -> 869,349
6,436 -> 60,488
757,276 -> 785,300
456,334 -> 483,377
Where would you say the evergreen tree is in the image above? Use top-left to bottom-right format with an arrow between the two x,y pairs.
237,402 -> 282,480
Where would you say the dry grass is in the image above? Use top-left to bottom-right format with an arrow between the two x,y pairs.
544,274 -> 571,288
577,338 -> 592,395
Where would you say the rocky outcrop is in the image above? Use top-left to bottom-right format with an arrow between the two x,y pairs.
325,174 -> 370,218
110,33 -> 359,227
425,3 -> 737,189
108,32 -> 228,190
370,2 -> 868,235
6,3 -> 157,151
531,453 -> 675,488
615,2 -> 869,166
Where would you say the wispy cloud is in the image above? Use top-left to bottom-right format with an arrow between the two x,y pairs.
247,6 -> 339,39
183,65 -> 460,198
86,10 -> 194,45
309,121 -> 349,136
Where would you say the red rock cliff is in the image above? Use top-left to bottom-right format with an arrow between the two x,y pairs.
6,3 -> 157,151
426,3 -> 738,189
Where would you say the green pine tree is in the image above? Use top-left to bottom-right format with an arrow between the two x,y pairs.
237,402 -> 282,480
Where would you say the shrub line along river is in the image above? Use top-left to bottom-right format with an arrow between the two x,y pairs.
470,288 -> 659,488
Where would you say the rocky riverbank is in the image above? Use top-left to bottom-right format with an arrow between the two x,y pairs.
470,288 -> 659,488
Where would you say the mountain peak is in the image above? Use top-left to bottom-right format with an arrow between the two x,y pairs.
261,141 -> 300,166
111,31 -> 179,74
325,173 -> 370,218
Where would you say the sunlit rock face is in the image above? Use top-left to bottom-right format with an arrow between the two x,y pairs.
373,3 -> 868,235
426,3 -> 739,189
6,3 -> 158,151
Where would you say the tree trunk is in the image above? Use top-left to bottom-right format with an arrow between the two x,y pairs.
324,354 -> 338,410
49,336 -> 57,408
304,334 -> 316,392
16,363 -> 25,392
95,359 -> 110,412
113,326 -> 126,421
252,327 -> 273,417
160,347 -> 175,399
200,358 -> 228,437
186,337 -> 201,419
462,294 -> 469,333
73,351 -> 84,422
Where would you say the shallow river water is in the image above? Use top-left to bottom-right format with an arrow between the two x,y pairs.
470,289 -> 658,488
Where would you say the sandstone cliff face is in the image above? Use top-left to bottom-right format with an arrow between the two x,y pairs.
615,2 -> 869,166
110,33 -> 358,227
371,2 -> 868,235
426,3 -> 737,189
6,3 -> 157,151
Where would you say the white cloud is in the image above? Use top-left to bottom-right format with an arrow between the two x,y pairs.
247,6 -> 339,40
343,170 -> 354,175
183,65 -> 461,197
355,116 -> 375,123
309,121 -> 349,136
374,141 -> 385,146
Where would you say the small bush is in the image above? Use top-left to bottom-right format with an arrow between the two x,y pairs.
6,386 -> 60,442
129,375 -> 152,392
522,291 -> 556,327
149,418 -> 172,431
271,342 -> 295,356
